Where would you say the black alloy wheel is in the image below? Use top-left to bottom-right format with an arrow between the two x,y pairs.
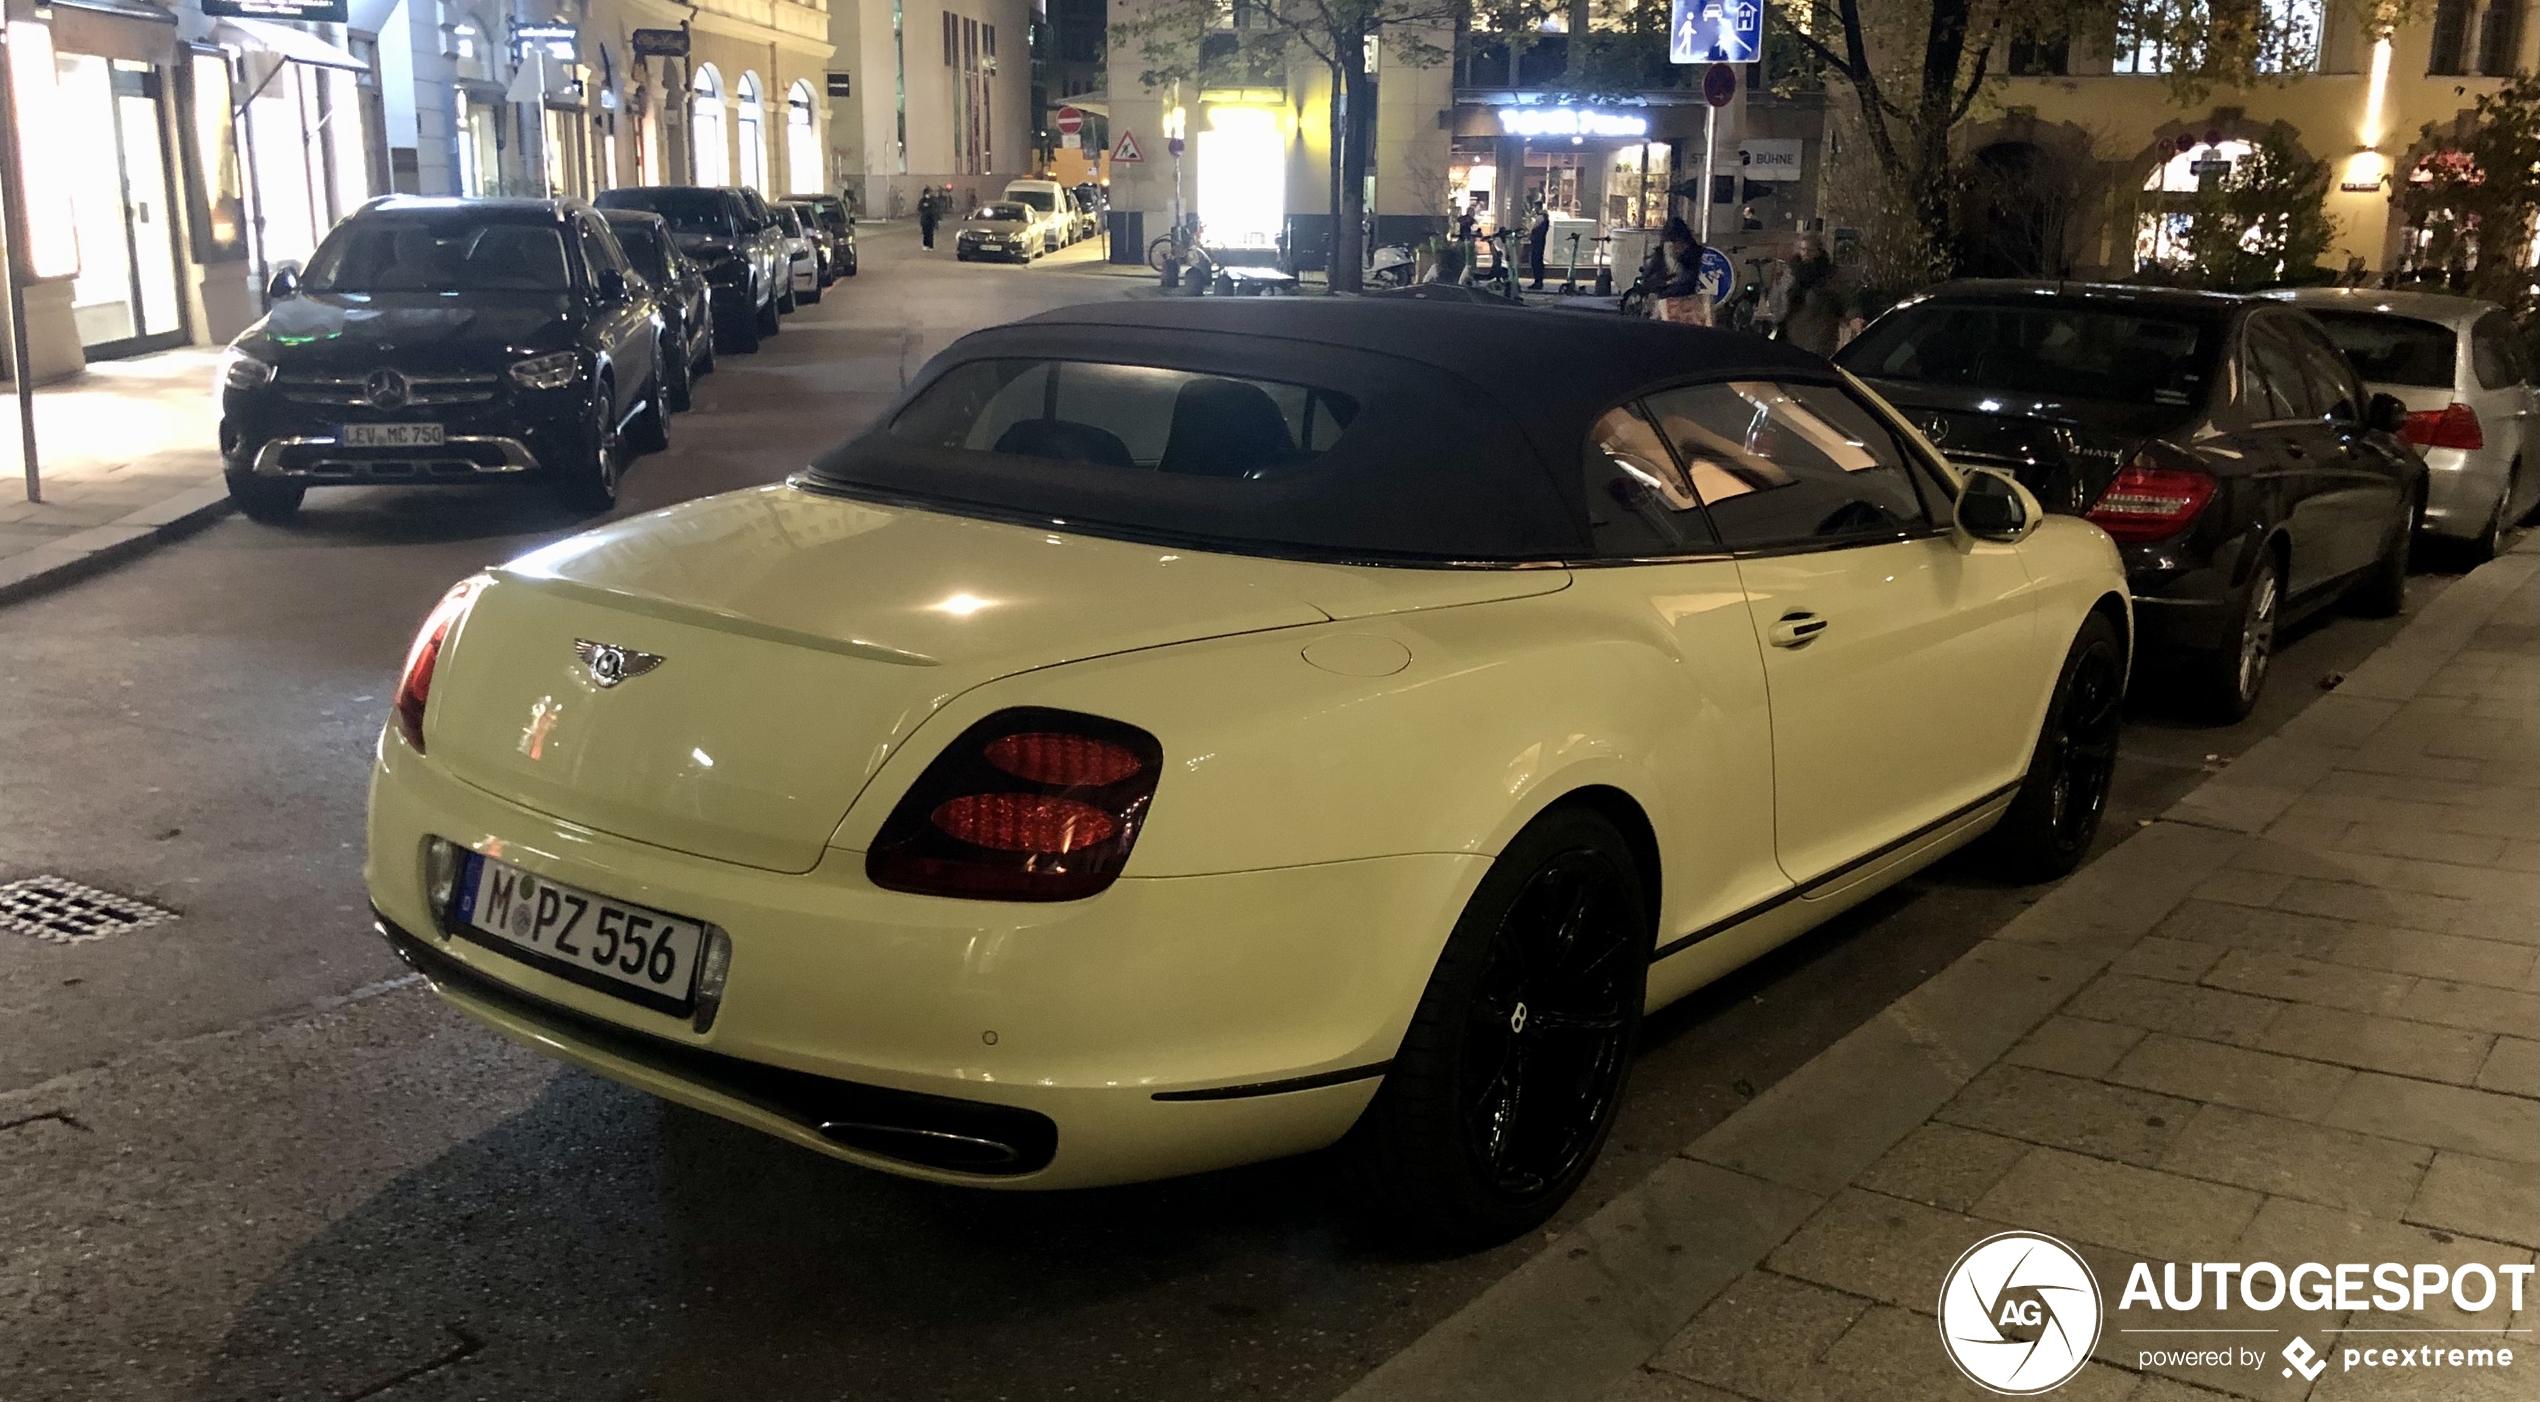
1347,807 -> 1647,1246
1984,612 -> 2126,880
842,250 -> 858,276
551,382 -> 621,513
755,280 -> 782,337
628,362 -> 670,455
663,330 -> 693,412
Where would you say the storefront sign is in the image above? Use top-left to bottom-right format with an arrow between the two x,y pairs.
199,0 -> 349,21
633,28 -> 689,57
1670,0 -> 1759,63
2338,178 -> 2383,192
514,22 -> 576,60
2190,157 -> 2234,177
1496,106 -> 1648,139
1738,138 -> 1801,180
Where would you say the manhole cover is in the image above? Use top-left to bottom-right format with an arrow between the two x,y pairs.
0,876 -> 175,944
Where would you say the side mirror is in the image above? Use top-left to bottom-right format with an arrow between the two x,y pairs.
596,268 -> 629,302
266,265 -> 300,299
1956,467 -> 2036,544
2367,391 -> 2410,434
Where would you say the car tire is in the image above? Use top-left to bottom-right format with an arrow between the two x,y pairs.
1344,805 -> 1648,1248
629,365 -> 670,455
2346,484 -> 2417,617
551,383 -> 621,514
721,309 -> 760,355
2464,464 -> 2518,565
663,334 -> 693,413
843,252 -> 858,276
224,467 -> 304,524
1982,612 -> 2126,881
694,325 -> 716,377
777,279 -> 796,315
2194,550 -> 2282,723
801,277 -> 822,305
756,286 -> 781,337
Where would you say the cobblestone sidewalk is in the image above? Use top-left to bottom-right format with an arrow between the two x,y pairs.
0,348 -> 228,603
1343,542 -> 2538,1402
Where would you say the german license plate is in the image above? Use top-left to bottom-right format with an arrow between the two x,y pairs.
342,422 -> 444,448
446,852 -> 704,1012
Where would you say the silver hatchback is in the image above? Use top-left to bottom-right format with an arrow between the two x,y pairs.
2271,288 -> 2540,559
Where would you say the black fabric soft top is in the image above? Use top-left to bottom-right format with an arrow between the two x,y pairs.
804,299 -> 1833,565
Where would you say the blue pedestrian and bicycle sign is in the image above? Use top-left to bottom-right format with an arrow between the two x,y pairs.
1671,0 -> 1760,63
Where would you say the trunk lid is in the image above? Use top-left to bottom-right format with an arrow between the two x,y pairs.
1863,378 -> 2194,515
425,485 -> 1564,872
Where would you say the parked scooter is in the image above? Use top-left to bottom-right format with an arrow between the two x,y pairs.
1366,243 -> 1417,287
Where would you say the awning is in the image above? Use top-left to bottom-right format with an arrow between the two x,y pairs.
1053,92 -> 1107,117
213,16 -> 368,72
48,0 -> 176,66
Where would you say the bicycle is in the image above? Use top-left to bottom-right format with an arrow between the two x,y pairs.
1146,217 -> 1205,272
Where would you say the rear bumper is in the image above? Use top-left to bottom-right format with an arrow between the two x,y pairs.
364,738 -> 1481,1189
2416,445 -> 2508,539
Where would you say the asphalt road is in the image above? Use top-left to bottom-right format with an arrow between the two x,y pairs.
0,228 -> 2477,1402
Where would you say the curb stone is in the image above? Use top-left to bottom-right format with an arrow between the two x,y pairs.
0,479 -> 230,608
1332,544 -> 2540,1402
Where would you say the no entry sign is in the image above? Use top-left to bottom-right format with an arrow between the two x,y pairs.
1055,106 -> 1084,136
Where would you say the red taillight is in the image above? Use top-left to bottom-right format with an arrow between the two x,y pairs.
2086,459 -> 2218,544
2400,402 -> 2483,451
868,708 -> 1163,901
392,577 -> 487,754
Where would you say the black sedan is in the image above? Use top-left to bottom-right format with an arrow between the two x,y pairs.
600,208 -> 714,411
217,197 -> 672,521
595,186 -> 785,351
1836,282 -> 2423,720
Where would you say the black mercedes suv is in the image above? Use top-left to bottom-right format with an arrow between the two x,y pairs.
217,197 -> 674,522
594,186 -> 786,351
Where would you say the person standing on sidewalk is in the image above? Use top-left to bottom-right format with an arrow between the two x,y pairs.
1778,232 -> 1843,355
917,187 -> 942,250
1525,196 -> 1551,291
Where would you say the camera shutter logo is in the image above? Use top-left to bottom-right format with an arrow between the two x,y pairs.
1938,1232 -> 2103,1395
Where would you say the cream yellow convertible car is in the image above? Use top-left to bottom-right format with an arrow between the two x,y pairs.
366,300 -> 2129,1242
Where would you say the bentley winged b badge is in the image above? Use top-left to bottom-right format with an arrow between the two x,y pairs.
574,639 -> 666,688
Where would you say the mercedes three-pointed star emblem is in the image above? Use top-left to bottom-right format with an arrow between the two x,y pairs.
364,367 -> 411,410
573,639 -> 666,688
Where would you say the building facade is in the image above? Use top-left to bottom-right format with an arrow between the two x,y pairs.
821,0 -> 1031,218
2,0 -> 834,384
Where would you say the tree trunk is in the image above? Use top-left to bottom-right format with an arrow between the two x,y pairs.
1330,36 -> 1373,293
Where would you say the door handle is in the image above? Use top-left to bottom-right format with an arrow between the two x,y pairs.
1768,611 -> 1829,648
2281,441 -> 2307,458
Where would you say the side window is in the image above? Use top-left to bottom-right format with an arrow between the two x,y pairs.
1643,381 -> 1931,552
2289,325 -> 2362,421
1581,401 -> 1719,558
2245,322 -> 2315,421
575,219 -> 625,288
2471,314 -> 2521,389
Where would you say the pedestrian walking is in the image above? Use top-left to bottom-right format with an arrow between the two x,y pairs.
1778,231 -> 1844,355
918,187 -> 942,250
1525,196 -> 1550,291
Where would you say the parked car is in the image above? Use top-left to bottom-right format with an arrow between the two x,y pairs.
1067,188 -> 1102,243
1838,281 -> 2424,721
216,197 -> 672,522
954,202 -> 1039,263
778,197 -> 842,284
771,203 -> 821,304
593,185 -> 783,352
733,187 -> 797,315
599,208 -> 713,412
1002,179 -> 1071,251
366,299 -> 2129,1244
2267,287 -> 2539,561
787,193 -> 859,278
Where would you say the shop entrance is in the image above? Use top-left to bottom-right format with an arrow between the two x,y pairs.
61,56 -> 185,358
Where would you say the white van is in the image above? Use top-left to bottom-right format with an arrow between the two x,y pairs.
1001,180 -> 1070,252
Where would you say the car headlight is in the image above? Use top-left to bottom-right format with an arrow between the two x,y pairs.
218,347 -> 273,393
507,351 -> 582,390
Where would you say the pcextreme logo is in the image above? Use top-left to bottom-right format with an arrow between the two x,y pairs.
1938,1232 -> 2103,1395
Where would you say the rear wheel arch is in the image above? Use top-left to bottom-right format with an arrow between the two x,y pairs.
2089,591 -> 2132,672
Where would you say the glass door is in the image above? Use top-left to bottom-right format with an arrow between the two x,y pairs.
59,55 -> 186,358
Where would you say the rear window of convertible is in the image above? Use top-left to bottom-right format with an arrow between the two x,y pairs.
889,358 -> 1361,478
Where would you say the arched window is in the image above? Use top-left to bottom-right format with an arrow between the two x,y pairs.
785,79 -> 821,194
735,71 -> 767,193
691,64 -> 728,185
451,16 -> 490,82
